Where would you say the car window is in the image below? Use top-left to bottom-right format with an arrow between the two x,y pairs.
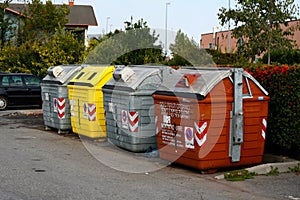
24,76 -> 41,87
11,76 -> 24,86
1,76 -> 9,86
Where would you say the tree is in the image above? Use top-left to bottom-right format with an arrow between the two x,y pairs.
169,30 -> 214,66
0,0 -> 16,46
18,0 -> 69,44
218,0 -> 299,64
31,27 -> 85,76
0,27 -> 85,77
86,17 -> 164,65
0,1 -> 83,77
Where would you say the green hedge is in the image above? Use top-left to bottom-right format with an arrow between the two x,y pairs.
245,65 -> 300,157
205,49 -> 246,65
262,49 -> 300,65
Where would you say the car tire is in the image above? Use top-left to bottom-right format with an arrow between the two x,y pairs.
0,96 -> 8,110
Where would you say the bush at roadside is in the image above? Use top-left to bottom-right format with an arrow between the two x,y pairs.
245,65 -> 300,158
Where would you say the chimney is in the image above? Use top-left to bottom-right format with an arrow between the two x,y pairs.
69,0 -> 74,6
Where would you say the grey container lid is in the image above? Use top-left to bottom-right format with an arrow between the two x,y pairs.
153,67 -> 268,98
42,65 -> 83,85
103,65 -> 175,92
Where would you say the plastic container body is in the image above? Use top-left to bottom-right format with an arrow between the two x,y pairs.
103,65 -> 175,152
68,66 -> 115,138
41,65 -> 83,133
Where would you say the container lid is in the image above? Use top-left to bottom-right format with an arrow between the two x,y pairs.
42,65 -> 83,85
103,65 -> 174,92
68,65 -> 115,87
153,67 -> 268,98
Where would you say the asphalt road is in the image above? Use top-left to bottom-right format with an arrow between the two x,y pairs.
0,109 -> 299,200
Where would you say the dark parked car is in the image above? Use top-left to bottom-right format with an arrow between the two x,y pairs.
0,73 -> 42,110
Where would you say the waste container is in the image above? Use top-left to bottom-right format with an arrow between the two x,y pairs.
103,65 -> 176,152
67,65 -> 115,138
152,67 -> 269,170
41,65 -> 84,134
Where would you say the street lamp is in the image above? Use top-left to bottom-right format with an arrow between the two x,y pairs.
165,2 -> 171,55
106,16 -> 110,34
228,0 -> 231,53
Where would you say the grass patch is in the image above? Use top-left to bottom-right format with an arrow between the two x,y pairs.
224,169 -> 257,181
265,166 -> 279,176
289,163 -> 300,173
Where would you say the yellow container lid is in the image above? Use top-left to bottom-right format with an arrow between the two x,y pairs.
69,65 -> 115,88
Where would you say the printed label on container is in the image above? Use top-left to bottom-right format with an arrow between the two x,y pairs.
163,115 -> 171,124
160,101 -> 191,149
108,102 -> 114,113
45,93 -> 49,101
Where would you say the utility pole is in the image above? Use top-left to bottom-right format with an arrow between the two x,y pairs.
106,17 -> 110,34
165,2 -> 171,55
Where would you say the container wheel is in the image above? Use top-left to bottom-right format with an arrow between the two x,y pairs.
0,96 -> 8,110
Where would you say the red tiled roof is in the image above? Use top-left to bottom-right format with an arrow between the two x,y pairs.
5,3 -> 98,26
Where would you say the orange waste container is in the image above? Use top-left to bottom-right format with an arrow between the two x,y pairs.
152,68 -> 269,171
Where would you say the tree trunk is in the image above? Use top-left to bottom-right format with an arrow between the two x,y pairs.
268,49 -> 271,65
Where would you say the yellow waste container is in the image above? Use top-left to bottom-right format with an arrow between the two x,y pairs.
67,65 -> 115,138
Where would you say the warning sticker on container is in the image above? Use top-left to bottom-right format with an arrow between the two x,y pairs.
57,98 -> 66,119
53,98 -> 58,113
128,111 -> 138,132
194,121 -> 208,147
70,99 -> 75,116
83,102 -> 88,119
88,103 -> 96,121
121,110 -> 128,129
184,127 -> 194,149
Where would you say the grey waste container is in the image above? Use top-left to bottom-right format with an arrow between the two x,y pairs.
41,65 -> 84,134
103,65 -> 175,152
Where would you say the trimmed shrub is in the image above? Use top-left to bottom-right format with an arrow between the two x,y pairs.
262,49 -> 300,65
246,65 -> 300,157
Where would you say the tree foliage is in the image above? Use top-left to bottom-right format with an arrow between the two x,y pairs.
0,0 -> 83,77
218,0 -> 299,64
168,30 -> 214,66
18,0 -> 69,44
0,0 -> 16,46
85,17 -> 164,65
205,49 -> 246,65
0,28 -> 85,77
30,28 -> 85,76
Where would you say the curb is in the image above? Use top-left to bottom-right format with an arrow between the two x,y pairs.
0,109 -> 43,117
18,109 -> 43,116
215,161 -> 300,180
246,161 -> 300,174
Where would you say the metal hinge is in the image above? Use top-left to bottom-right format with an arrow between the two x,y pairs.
230,68 -> 244,162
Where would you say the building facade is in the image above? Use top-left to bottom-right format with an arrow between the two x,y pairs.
200,20 -> 300,55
